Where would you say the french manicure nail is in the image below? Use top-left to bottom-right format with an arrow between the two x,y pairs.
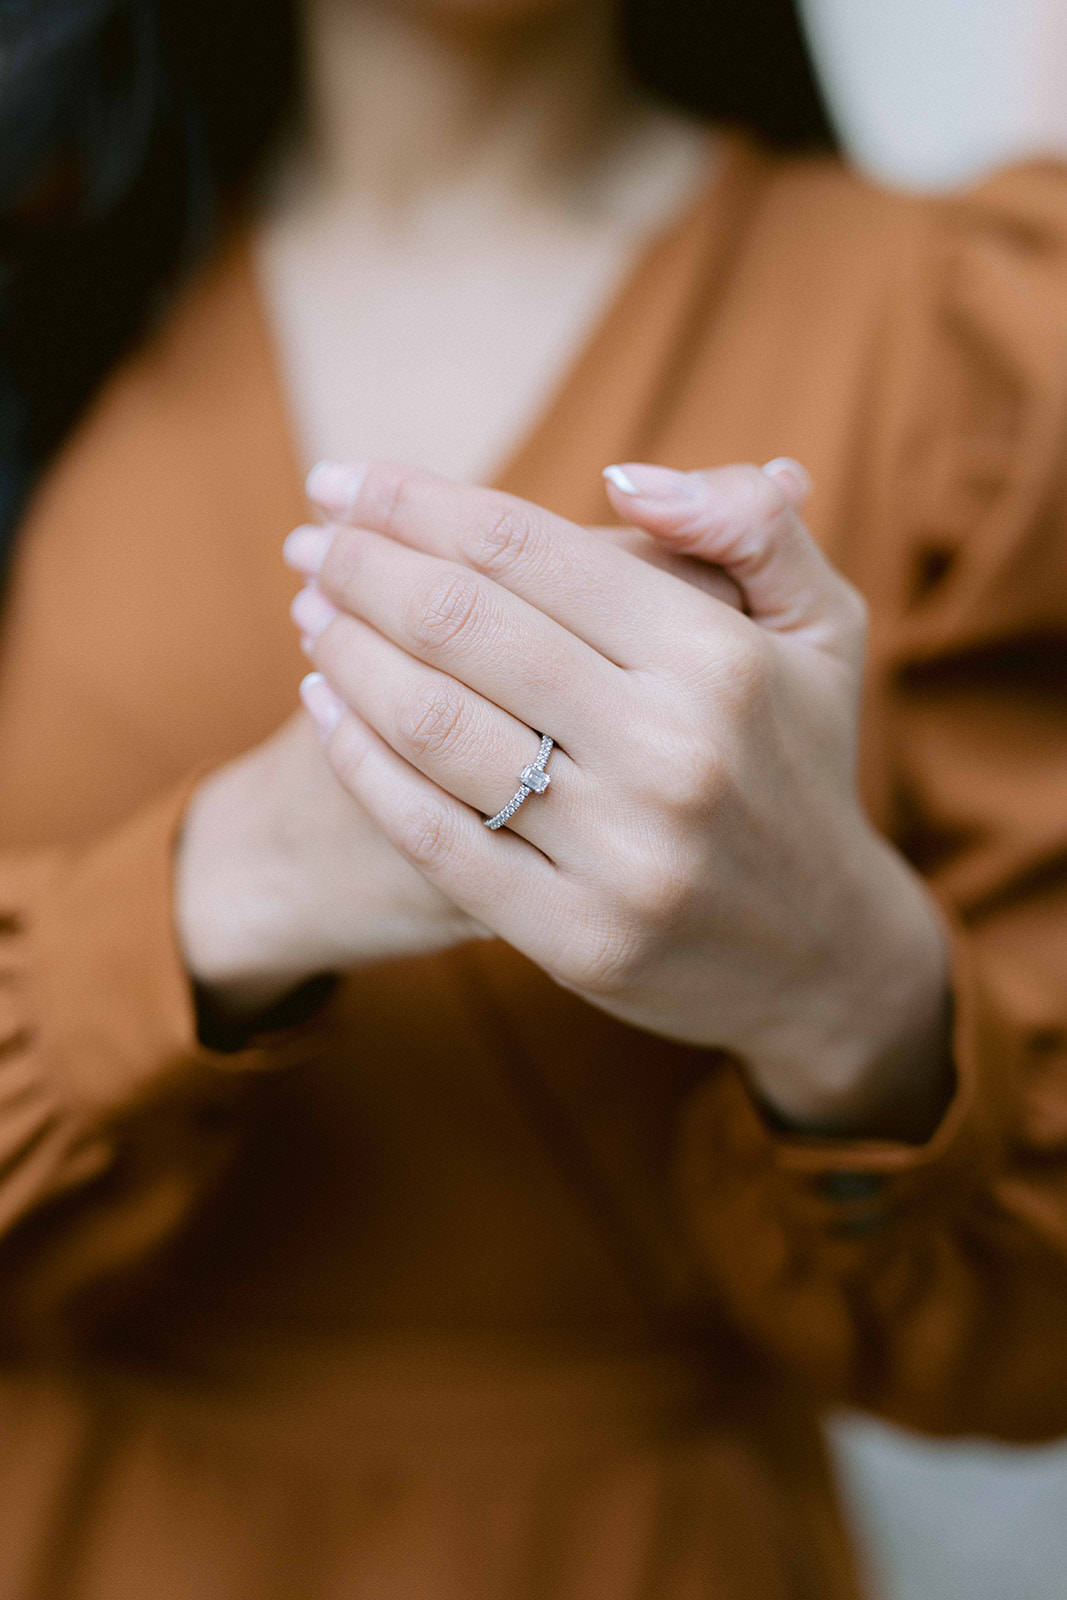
602,464 -> 640,495
603,462 -> 703,500
299,671 -> 343,738
283,524 -> 334,574
305,460 -> 367,517
290,583 -> 339,641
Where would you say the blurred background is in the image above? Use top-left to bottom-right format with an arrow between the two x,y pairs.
3,4 -> 1066,1595
800,3 -> 1067,1595
829,1413 -> 1067,1600
801,0 -> 1067,189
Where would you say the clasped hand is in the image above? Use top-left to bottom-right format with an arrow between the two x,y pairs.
283,458 -> 952,1137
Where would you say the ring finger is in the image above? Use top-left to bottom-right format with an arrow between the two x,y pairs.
297,588 -> 589,866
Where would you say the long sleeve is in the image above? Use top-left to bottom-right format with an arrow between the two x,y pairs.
676,158 -> 1067,1442
0,764 -> 341,1356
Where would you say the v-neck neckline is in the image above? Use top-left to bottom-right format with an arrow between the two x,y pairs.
233,124 -> 771,528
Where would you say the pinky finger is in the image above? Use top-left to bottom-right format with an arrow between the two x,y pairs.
297,673 -> 563,954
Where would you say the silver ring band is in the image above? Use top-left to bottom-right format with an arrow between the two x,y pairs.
483,732 -> 554,830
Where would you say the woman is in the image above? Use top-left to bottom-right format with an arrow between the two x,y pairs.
0,0 -> 1065,1595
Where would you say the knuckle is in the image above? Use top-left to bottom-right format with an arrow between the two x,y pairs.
407,568 -> 484,651
620,855 -> 694,928
709,626 -> 774,708
733,622 -> 773,678
683,466 -> 775,541
395,678 -> 470,760
731,505 -> 787,573
394,800 -> 457,871
670,494 -> 732,550
688,468 -> 793,568
469,503 -> 543,576
633,712 -> 722,812
561,913 -> 649,995
654,735 -> 721,812
557,843 -> 703,995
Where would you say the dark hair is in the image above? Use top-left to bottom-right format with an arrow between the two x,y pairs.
0,0 -> 835,581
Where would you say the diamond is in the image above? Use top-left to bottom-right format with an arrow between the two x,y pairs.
520,764 -> 550,793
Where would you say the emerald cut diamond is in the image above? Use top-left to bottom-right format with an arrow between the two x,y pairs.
520,764 -> 550,794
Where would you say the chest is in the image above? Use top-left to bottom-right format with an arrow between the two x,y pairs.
254,195 -> 664,486
0,158 -> 902,849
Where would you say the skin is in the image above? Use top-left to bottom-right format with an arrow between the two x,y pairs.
277,458 -> 953,1140
176,0 -> 670,1012
176,0 -> 953,1141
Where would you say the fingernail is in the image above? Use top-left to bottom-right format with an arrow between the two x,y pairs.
602,463 -> 703,500
761,457 -> 812,497
290,582 -> 339,641
283,523 -> 334,574
305,460 -> 367,517
602,464 -> 640,495
299,671 -> 343,738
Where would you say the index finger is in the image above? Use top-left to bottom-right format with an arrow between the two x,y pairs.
304,459 -> 738,672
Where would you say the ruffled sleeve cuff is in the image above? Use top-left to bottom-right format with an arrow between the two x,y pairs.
677,890 -> 1022,1277
17,763 -> 341,1123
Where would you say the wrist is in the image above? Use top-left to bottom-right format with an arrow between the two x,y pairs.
735,831 -> 956,1141
175,751 -> 329,1020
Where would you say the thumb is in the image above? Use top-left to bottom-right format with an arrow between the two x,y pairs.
602,459 -> 865,657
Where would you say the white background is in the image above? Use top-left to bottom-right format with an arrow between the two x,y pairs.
800,0 -> 1067,187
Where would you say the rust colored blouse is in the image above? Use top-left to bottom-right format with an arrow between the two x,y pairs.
1,132 -> 1066,1600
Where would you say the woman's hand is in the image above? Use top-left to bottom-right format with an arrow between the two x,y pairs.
285,458 -> 954,1139
174,505 -> 740,1031
175,703 -> 485,1027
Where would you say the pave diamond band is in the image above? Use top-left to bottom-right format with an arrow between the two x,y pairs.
483,733 -> 554,830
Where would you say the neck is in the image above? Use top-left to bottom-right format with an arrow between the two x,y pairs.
296,0 -> 641,211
